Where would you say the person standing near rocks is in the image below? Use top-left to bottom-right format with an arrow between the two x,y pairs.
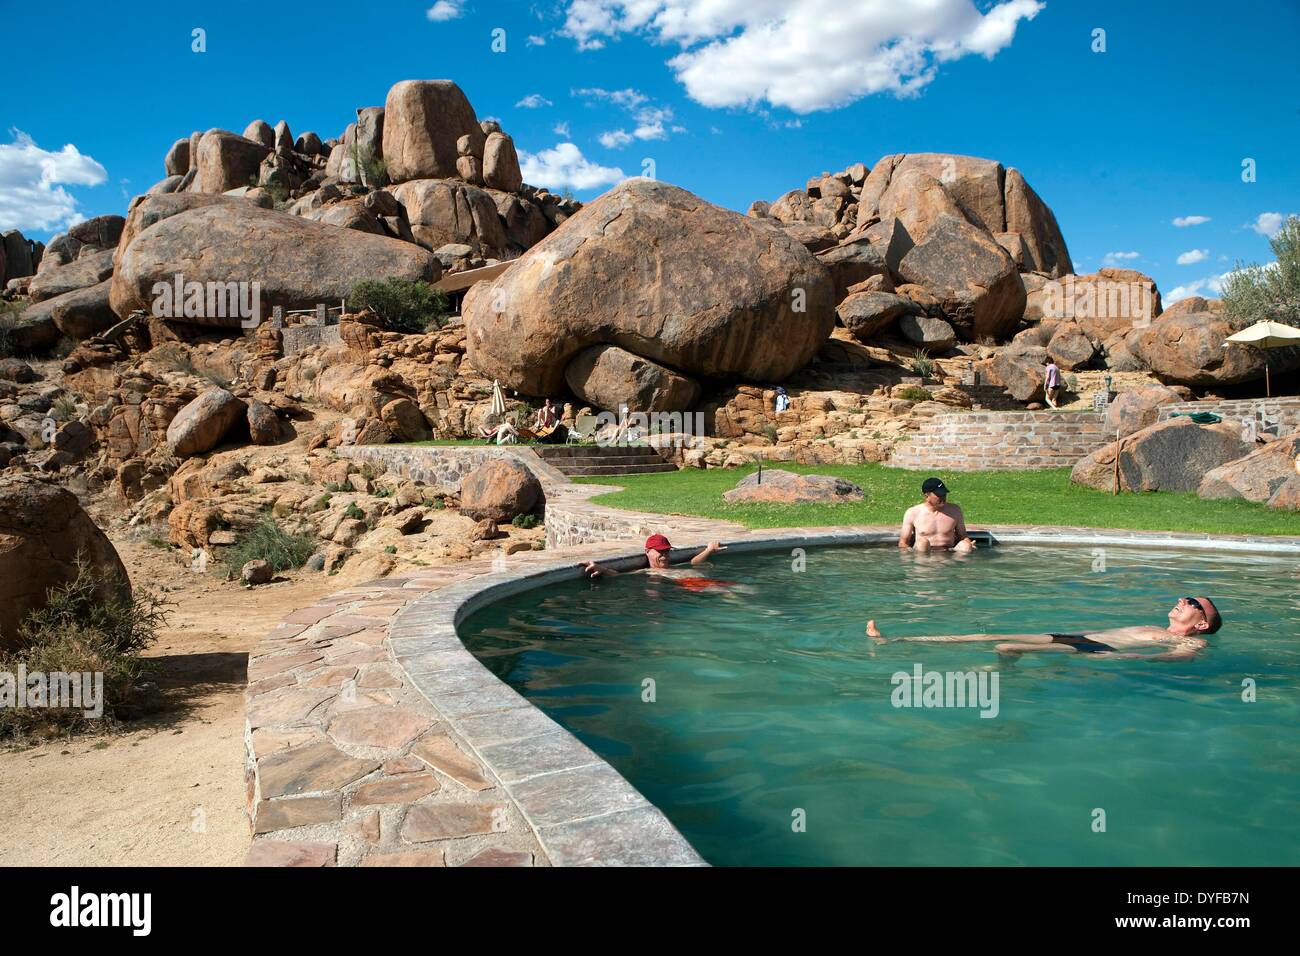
898,477 -> 975,553
1044,357 -> 1062,408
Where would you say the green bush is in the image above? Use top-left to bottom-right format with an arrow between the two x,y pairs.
511,513 -> 540,529
898,386 -> 933,402
349,278 -> 450,334
222,521 -> 316,575
762,424 -> 779,443
0,559 -> 169,740
0,303 -> 21,358
344,503 -> 365,521
906,350 -> 934,379
1222,214 -> 1300,326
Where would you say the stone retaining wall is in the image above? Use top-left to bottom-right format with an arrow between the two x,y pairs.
282,324 -> 341,355
1157,398 -> 1300,434
337,444 -> 568,496
888,411 -> 1109,471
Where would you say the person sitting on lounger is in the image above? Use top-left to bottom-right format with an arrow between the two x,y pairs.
899,477 -> 975,553
531,399 -> 567,443
477,421 -> 518,445
866,596 -> 1221,661
582,534 -> 726,578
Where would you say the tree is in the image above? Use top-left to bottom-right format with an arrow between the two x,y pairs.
1221,214 -> 1300,326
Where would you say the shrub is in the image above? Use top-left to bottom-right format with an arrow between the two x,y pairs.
222,521 -> 316,575
53,397 -> 78,420
0,304 -> 21,358
384,545 -> 397,554
898,386 -> 933,402
906,350 -> 934,379
312,493 -> 332,512
348,278 -> 450,334
762,424 -> 779,443
352,143 -> 389,188
344,502 -> 365,521
0,560 -> 169,740
426,497 -> 446,510
1221,214 -> 1300,326
511,514 -> 540,529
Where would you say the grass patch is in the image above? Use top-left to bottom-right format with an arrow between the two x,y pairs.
0,560 -> 169,741
222,521 -> 316,575
573,462 -> 1300,537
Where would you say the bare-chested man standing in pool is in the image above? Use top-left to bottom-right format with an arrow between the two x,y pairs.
866,596 -> 1221,661
899,477 -> 975,553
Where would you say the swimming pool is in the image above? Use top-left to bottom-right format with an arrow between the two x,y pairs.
458,544 -> 1300,866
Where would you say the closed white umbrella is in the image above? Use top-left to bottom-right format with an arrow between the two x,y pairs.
490,379 -> 507,419
1225,320 -> 1300,397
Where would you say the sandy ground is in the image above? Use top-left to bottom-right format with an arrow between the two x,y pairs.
0,531 -> 338,866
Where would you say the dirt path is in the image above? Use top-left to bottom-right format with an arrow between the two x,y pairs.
0,532 -> 338,866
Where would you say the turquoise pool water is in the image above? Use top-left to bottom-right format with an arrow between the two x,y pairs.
458,544 -> 1300,866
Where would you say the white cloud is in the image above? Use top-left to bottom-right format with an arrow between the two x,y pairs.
516,93 -> 553,109
518,142 -> 626,191
1166,270 -> 1235,303
527,35 -> 547,46
1250,212 -> 1289,238
1176,249 -> 1209,265
1102,251 -> 1140,266
425,1 -> 464,21
553,121 -> 571,137
1172,215 -> 1209,227
598,129 -> 634,148
561,0 -> 1043,113
0,128 -> 108,233
578,89 -> 681,147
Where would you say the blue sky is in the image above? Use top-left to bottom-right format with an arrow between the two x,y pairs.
1,0 -> 1296,301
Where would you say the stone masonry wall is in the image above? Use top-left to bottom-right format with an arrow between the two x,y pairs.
1157,398 -> 1300,435
336,444 -> 568,496
888,411 -> 1109,471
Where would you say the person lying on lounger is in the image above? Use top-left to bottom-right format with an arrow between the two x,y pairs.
581,534 -> 726,578
865,596 -> 1221,661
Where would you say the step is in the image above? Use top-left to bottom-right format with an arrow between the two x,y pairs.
556,463 -> 679,477
550,455 -> 668,468
534,444 -> 655,459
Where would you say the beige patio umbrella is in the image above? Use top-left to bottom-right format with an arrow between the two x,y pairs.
490,379 -> 507,420
1224,320 -> 1300,397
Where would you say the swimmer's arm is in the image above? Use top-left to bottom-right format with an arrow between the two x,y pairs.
689,541 -> 726,565
953,508 -> 972,546
1104,647 -> 1202,662
580,560 -> 618,578
867,620 -> 1045,644
898,510 -> 916,549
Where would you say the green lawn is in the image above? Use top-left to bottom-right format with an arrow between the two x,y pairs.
573,462 -> 1300,537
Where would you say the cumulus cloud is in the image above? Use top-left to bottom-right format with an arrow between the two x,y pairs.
516,93 -> 553,109
0,128 -> 107,233
1102,251 -> 1140,266
1172,215 -> 1210,227
561,0 -> 1044,112
1165,271 -> 1235,303
1250,212 -> 1289,238
1177,249 -> 1209,265
576,88 -> 680,147
553,121 -> 571,137
425,1 -> 464,21
518,142 -> 625,191
527,35 -> 547,46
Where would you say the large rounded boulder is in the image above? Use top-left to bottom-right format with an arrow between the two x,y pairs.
1070,417 -> 1254,492
464,179 -> 836,396
565,344 -> 701,413
383,80 -> 485,184
1199,432 -> 1300,503
0,477 -> 131,651
111,200 -> 440,324
166,387 -> 248,458
896,214 -> 1025,342
1128,296 -> 1298,386
458,459 -> 542,523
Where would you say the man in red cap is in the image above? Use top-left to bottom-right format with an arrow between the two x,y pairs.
581,534 -> 726,577
867,596 -> 1222,661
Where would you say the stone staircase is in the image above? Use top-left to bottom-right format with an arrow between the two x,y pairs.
888,410 -> 1109,471
534,444 -> 679,477
950,382 -> 1023,411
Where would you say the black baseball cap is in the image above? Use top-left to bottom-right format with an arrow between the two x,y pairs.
921,477 -> 949,496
